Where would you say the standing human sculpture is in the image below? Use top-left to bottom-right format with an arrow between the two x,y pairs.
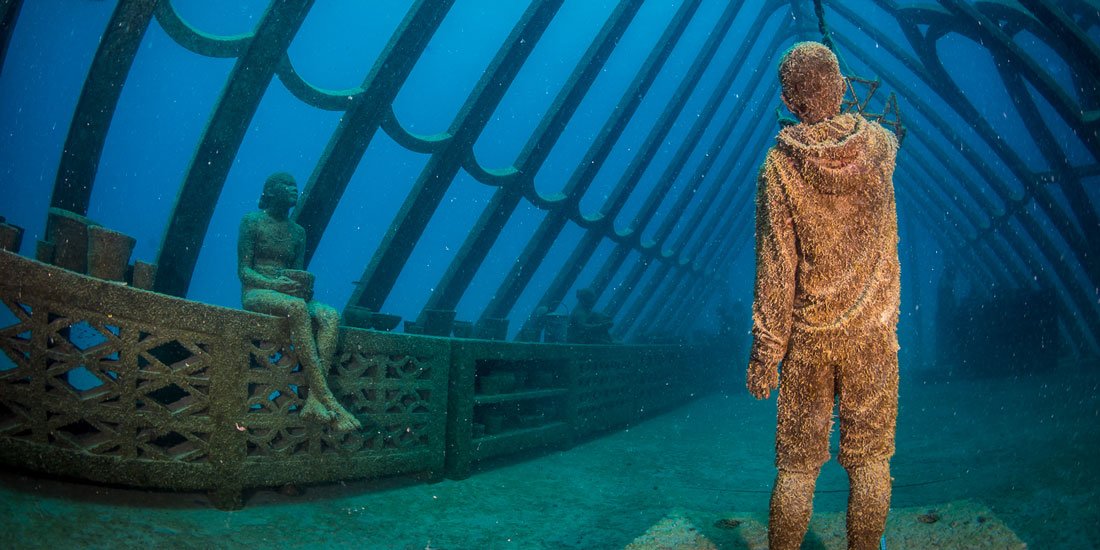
238,172 -> 361,432
747,42 -> 900,550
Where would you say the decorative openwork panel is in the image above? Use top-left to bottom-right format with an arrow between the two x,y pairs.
204,296 -> 449,487
0,251 -> 720,505
0,250 -> 227,489
0,251 -> 451,495
238,327 -> 449,484
0,305 -> 218,463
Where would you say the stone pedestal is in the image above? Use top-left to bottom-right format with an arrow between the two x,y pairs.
0,220 -> 23,253
131,261 -> 158,290
87,225 -> 136,281
36,240 -> 55,263
421,309 -> 456,337
47,207 -> 97,273
543,314 -> 568,343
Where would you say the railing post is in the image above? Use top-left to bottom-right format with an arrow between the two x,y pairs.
444,343 -> 476,480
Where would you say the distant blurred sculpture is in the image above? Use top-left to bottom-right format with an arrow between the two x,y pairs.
517,305 -> 552,342
747,42 -> 900,550
567,288 -> 613,344
238,172 -> 361,432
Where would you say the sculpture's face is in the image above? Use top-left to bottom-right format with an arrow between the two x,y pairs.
267,179 -> 298,209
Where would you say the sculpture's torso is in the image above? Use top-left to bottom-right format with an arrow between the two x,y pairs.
240,210 -> 304,293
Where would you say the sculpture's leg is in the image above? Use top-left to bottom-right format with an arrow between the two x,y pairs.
309,301 -> 361,431
771,343 -> 833,549
837,334 -> 898,549
768,468 -> 819,550
845,459 -> 891,550
283,298 -> 339,424
244,290 -> 336,424
312,302 -> 339,362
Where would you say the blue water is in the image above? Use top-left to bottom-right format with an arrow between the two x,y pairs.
1,1 -> 1098,547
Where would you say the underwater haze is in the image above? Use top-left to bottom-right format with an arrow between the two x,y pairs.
0,0 -> 1099,548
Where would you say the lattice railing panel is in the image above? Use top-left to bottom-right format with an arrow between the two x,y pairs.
331,339 -> 442,453
0,251 -> 716,507
0,294 -> 220,464
0,251 -> 453,499
240,333 -> 446,461
232,327 -> 450,497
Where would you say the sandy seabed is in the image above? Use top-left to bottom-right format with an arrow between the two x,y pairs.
1,367 -> 1097,549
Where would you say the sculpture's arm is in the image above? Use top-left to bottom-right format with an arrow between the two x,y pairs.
747,152 -> 797,399
237,214 -> 292,293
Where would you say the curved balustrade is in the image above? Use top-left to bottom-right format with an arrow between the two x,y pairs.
0,251 -> 719,509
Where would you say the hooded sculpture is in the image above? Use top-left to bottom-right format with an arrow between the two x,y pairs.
748,42 -> 900,550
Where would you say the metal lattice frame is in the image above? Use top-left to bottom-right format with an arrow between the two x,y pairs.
4,0 -> 1094,353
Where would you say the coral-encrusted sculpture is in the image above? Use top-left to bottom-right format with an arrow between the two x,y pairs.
567,288 -> 613,344
238,172 -> 361,431
747,42 -> 900,550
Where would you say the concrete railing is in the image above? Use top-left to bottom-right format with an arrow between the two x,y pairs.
0,250 -> 718,508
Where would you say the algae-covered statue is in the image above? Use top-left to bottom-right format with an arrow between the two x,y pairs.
238,172 -> 361,432
747,42 -> 900,550
567,288 -> 613,344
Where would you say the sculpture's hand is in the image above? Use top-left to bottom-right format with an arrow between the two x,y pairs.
271,275 -> 300,295
746,358 -> 779,400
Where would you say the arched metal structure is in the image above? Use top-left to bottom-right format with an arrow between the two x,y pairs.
0,0 -> 1096,354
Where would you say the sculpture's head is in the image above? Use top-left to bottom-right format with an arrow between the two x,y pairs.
779,41 -> 845,124
576,288 -> 596,307
259,172 -> 299,210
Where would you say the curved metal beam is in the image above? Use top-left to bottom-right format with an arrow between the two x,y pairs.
293,0 -> 455,262
476,0 -> 704,325
50,0 -> 158,215
153,0 -> 251,58
515,7 -> 789,337
0,0 -> 23,79
349,0 -> 565,312
416,0 -> 647,320
154,0 -> 314,296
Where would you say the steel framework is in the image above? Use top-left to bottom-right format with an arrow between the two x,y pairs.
0,0 -> 1095,354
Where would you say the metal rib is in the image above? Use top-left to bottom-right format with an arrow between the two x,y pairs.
0,0 -> 23,79
476,0 -> 704,325
415,0 -> 646,321
294,0 -> 455,263
154,0 -> 315,296
153,0 -> 251,58
513,2 -> 778,336
348,0 -> 565,312
50,0 -> 159,215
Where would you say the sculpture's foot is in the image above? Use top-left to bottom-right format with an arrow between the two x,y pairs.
327,402 -> 362,432
300,395 -> 335,423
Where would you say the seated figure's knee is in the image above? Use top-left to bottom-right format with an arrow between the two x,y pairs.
286,299 -> 309,318
309,302 -> 339,326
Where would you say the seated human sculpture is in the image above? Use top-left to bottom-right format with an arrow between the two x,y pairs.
567,288 -> 613,344
238,172 -> 361,432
